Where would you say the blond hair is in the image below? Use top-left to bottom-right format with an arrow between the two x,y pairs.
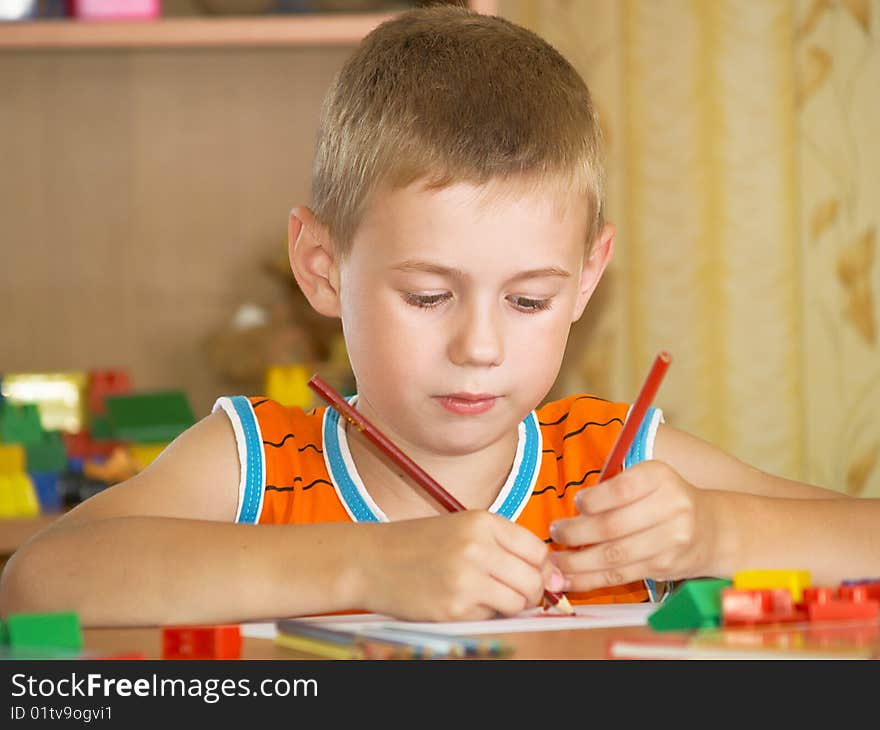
312,4 -> 605,254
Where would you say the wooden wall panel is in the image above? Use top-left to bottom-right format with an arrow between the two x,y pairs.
0,46 -> 350,418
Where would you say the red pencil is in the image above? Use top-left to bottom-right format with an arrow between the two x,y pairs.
307,375 -> 570,613
597,351 -> 672,483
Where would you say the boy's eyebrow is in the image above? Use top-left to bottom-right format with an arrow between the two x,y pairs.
509,266 -> 572,280
391,261 -> 571,280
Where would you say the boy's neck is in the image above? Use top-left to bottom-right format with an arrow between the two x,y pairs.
343,421 -> 519,520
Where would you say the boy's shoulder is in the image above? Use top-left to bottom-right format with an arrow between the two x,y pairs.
212,395 -> 327,444
212,396 -> 334,525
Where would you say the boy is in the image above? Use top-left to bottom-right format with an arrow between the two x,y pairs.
1,6 -> 877,628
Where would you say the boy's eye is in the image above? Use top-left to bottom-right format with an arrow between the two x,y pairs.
402,292 -> 551,312
508,296 -> 552,312
403,292 -> 452,308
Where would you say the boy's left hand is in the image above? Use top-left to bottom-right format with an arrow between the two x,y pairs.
548,460 -> 718,592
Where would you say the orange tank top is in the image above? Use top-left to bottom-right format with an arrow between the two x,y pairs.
213,393 -> 667,605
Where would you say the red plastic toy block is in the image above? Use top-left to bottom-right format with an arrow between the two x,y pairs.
161,625 -> 242,660
62,431 -> 121,461
839,580 -> 880,603
721,588 -> 805,627
797,582 -> 879,623
802,587 -> 836,605
807,600 -> 879,622
87,370 -> 132,417
802,584 -> 879,622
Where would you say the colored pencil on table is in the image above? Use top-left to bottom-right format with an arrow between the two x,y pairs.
275,632 -> 366,660
307,375 -> 571,613
276,619 -> 499,659
357,628 -> 465,658
368,625 -> 511,658
276,620 -> 410,659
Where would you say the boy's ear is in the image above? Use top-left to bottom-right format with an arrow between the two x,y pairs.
572,222 -> 615,322
288,206 -> 341,318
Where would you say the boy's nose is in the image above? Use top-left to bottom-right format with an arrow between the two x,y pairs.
447,302 -> 504,368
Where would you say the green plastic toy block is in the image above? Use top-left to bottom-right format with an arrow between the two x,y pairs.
0,402 -> 44,445
89,414 -> 114,441
25,431 -> 67,473
647,578 -> 733,632
104,390 -> 195,443
6,611 -> 83,650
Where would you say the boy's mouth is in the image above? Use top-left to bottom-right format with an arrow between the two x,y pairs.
434,393 -> 499,415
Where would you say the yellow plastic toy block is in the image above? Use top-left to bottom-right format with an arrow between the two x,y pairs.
733,569 -> 812,602
0,475 -> 15,517
128,443 -> 168,471
10,473 -> 40,517
265,364 -> 313,409
0,473 -> 40,518
0,443 -> 26,473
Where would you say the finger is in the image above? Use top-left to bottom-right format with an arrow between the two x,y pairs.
450,603 -> 497,622
551,484 -> 671,547
552,524 -> 673,586
574,462 -> 662,515
541,559 -> 567,594
562,562 -> 656,594
493,516 -> 550,568
486,547 -> 547,608
478,574 -> 543,617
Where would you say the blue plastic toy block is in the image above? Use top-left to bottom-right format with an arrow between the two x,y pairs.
29,471 -> 61,512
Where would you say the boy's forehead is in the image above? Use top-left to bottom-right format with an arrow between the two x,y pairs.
357,179 -> 590,253
354,182 -> 589,269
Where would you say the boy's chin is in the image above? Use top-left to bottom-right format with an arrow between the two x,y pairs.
414,421 -> 515,457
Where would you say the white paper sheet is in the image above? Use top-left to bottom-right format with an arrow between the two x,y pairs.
240,602 -> 655,640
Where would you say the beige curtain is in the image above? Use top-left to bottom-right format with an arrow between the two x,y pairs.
502,0 -> 880,496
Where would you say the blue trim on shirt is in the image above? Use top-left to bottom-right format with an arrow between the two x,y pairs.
618,405 -> 666,602
623,406 -> 657,470
323,401 -> 380,522
495,412 -> 539,520
229,395 -> 264,524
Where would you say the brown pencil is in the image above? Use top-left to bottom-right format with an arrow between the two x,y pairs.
307,375 -> 571,613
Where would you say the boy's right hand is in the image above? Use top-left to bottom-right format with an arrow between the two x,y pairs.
352,511 -> 563,622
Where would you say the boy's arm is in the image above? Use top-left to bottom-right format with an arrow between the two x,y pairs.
549,424 -> 880,589
0,412 -> 559,627
0,413 -> 363,626
653,424 -> 841,499
654,425 -> 880,583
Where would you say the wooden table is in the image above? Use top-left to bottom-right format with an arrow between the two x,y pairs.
82,618 -> 880,660
84,623 -> 661,660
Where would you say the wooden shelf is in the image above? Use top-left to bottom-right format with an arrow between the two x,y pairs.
0,0 -> 499,50
0,14 -> 401,50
